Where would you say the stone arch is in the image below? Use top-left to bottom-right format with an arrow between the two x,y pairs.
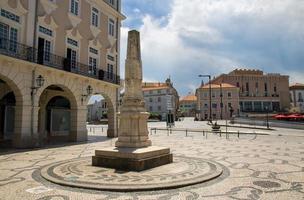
0,74 -> 24,146
38,84 -> 81,143
86,87 -> 118,138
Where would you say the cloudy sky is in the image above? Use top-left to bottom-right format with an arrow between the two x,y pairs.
120,0 -> 304,97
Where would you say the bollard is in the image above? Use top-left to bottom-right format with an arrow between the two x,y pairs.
170,129 -> 172,134
186,129 -> 188,137
206,131 -> 207,139
102,127 -> 103,132
238,131 -> 240,138
220,130 -> 221,137
167,129 -> 169,136
203,130 -> 205,136
155,128 -> 156,134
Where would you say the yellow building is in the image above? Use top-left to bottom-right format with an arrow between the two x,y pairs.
179,94 -> 197,117
0,0 -> 125,147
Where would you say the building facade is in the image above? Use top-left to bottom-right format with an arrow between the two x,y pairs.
142,78 -> 179,120
179,94 -> 197,117
0,0 -> 125,147
290,83 -> 304,113
211,69 -> 290,113
196,83 -> 239,120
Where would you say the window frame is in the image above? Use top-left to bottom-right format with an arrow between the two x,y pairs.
70,0 -> 80,16
91,7 -> 99,27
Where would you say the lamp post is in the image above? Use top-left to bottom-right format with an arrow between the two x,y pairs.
81,85 -> 93,103
265,106 -> 269,129
220,83 -> 223,120
198,74 -> 212,122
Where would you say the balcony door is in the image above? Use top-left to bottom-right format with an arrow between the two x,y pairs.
38,37 -> 51,65
67,48 -> 77,70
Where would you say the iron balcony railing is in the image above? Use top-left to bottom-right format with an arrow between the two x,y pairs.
0,37 -> 120,85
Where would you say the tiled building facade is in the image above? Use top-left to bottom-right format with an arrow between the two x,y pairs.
0,0 -> 125,147
211,69 -> 290,113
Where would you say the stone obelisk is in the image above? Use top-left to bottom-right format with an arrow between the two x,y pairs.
115,30 -> 152,148
92,30 -> 172,171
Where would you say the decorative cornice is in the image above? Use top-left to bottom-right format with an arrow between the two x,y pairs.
90,25 -> 101,38
40,0 -> 58,15
0,0 -> 27,16
67,13 -> 82,28
66,28 -> 83,40
38,15 -> 58,29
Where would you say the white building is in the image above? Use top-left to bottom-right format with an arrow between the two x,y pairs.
290,83 -> 304,113
142,78 -> 179,120
87,99 -> 108,122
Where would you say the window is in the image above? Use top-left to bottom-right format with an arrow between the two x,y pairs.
107,63 -> 114,79
149,90 -> 153,94
274,84 -> 277,93
158,106 -> 161,111
236,82 -> 240,87
228,102 -> 232,108
89,47 -> 98,55
39,26 -> 53,37
212,103 -> 217,108
107,55 -> 114,61
91,7 -> 99,27
212,92 -> 216,98
67,38 -> 78,47
149,106 -> 153,111
44,40 -> 51,62
70,0 -> 79,16
9,27 -> 18,52
204,103 -> 208,108
158,97 -> 161,102
245,82 -> 249,96
1,9 -> 20,23
264,83 -> 268,96
70,49 -> 77,68
299,93 -> 303,102
109,0 -> 115,5
227,92 -> 232,98
89,57 -> 97,75
157,90 -> 161,94
108,19 -> 115,36
149,98 -> 153,102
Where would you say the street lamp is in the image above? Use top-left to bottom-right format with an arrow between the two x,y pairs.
198,74 -> 212,122
220,83 -> 223,120
81,85 -> 93,103
265,105 -> 270,129
31,75 -> 45,96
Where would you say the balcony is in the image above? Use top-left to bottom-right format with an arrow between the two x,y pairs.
0,37 -> 120,85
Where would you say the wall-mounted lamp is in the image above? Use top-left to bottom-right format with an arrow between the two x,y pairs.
31,75 -> 45,96
81,85 -> 93,103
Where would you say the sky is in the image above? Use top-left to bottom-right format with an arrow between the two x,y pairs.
119,0 -> 304,97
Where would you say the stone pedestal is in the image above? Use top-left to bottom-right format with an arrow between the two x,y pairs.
92,30 -> 172,171
92,146 -> 172,171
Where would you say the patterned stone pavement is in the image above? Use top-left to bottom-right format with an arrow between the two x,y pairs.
0,120 -> 304,200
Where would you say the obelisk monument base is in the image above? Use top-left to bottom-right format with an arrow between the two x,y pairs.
92,30 -> 172,171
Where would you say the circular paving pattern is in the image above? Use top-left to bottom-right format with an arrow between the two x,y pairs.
40,156 -> 225,191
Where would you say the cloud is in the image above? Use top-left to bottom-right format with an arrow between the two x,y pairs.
121,0 -> 304,96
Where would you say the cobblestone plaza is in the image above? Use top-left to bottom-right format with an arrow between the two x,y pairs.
0,119 -> 303,200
